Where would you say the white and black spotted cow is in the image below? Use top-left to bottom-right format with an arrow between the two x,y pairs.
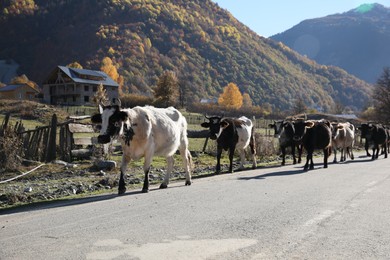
91,100 -> 192,194
201,116 -> 257,173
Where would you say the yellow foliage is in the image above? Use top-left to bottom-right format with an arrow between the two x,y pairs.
218,82 -> 243,109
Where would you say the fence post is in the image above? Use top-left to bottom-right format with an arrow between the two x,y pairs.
46,114 -> 57,162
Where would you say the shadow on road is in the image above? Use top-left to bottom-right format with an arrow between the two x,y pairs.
0,189 -> 144,215
238,167 -> 305,181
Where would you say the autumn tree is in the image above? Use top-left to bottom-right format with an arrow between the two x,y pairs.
67,61 -> 83,69
154,70 -> 179,107
10,74 -> 39,90
92,83 -> 109,106
218,82 -> 243,109
100,56 -> 124,94
372,67 -> 390,122
242,93 -> 253,108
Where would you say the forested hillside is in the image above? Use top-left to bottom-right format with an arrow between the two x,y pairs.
0,0 -> 373,112
271,3 -> 390,84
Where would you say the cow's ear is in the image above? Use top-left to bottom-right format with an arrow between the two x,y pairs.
119,111 -> 128,121
305,121 -> 315,128
268,123 -> 274,128
201,122 -> 210,128
91,114 -> 102,124
220,121 -> 229,128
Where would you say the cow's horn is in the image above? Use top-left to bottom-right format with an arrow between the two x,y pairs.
113,98 -> 122,108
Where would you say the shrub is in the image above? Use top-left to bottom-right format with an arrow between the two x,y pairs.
0,125 -> 24,171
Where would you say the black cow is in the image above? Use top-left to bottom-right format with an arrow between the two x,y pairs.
359,123 -> 388,160
293,120 -> 332,171
268,120 -> 302,166
201,116 -> 257,173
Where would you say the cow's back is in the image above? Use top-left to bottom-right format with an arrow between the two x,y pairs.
142,106 -> 187,156
304,122 -> 331,150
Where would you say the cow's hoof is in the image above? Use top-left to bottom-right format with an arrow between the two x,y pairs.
159,183 -> 168,189
142,188 -> 149,193
185,181 -> 191,186
118,188 -> 126,195
324,165 -> 328,168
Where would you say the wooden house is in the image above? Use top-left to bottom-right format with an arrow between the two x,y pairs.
0,84 -> 40,101
42,66 -> 119,105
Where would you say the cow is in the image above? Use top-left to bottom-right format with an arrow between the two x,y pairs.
330,122 -> 355,163
359,123 -> 388,160
268,120 -> 303,166
91,100 -> 192,194
357,123 -> 372,157
293,119 -> 332,171
201,116 -> 257,174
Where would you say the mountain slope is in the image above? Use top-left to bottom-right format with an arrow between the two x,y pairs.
0,0 -> 373,112
271,3 -> 390,83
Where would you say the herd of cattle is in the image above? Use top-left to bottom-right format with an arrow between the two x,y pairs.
91,100 -> 389,195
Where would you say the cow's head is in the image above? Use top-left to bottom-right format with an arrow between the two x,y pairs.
200,115 -> 226,140
269,120 -> 295,139
91,99 -> 128,144
292,120 -> 314,141
358,123 -> 371,138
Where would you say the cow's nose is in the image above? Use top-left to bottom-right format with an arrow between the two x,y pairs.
98,135 -> 111,144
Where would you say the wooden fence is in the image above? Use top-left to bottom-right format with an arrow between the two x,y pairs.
0,113 -> 275,163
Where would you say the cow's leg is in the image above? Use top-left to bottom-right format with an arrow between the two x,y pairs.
333,148 -> 337,163
249,133 -> 257,169
228,147 -> 235,173
281,146 -> 286,166
304,152 -> 311,171
179,148 -> 192,186
323,148 -> 329,168
142,154 -> 153,193
118,154 -> 131,195
366,140 -> 371,156
160,156 -> 174,189
297,144 -> 303,163
238,148 -> 246,170
216,146 -> 223,174
385,144 -> 388,158
291,144 -> 297,165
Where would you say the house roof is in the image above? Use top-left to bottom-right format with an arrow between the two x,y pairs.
57,66 -> 119,87
0,84 -> 40,93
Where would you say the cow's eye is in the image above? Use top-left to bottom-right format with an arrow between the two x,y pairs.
114,122 -> 121,127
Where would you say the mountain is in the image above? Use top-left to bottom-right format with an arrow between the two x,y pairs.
271,3 -> 390,84
0,0 -> 373,112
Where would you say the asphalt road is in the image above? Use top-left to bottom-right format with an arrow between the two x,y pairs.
1,152 -> 390,259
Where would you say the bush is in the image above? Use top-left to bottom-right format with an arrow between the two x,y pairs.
0,125 -> 24,171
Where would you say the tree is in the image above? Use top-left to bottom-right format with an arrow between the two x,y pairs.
92,83 -> 109,105
372,67 -> 390,122
67,61 -> 83,69
100,56 -> 123,94
242,93 -> 253,108
292,97 -> 307,115
10,74 -> 39,90
218,82 -> 243,109
154,70 -> 179,107
101,57 -> 119,82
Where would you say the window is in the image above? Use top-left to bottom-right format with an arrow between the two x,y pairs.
84,96 -> 90,102
84,85 -> 89,92
93,86 -> 97,92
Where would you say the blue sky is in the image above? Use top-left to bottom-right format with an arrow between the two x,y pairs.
212,1 -> 390,37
